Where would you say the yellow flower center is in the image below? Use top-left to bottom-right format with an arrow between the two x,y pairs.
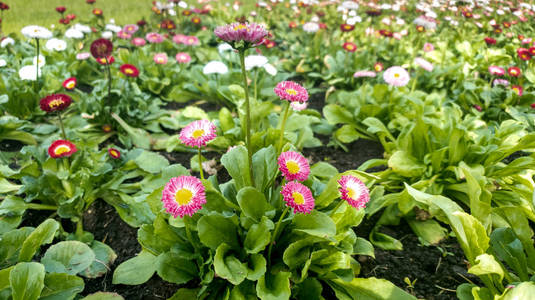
394,73 -> 400,78
54,145 -> 70,155
175,188 -> 193,205
192,129 -> 205,138
125,68 -> 134,74
292,192 -> 305,205
110,150 -> 119,157
286,161 -> 300,174
233,24 -> 247,31
285,88 -> 297,96
49,99 -> 64,108
347,187 -> 358,199
66,82 -> 75,89
346,44 -> 355,50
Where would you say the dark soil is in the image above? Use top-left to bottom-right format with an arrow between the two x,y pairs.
356,217 -> 478,300
0,139 -> 24,152
82,200 -> 179,299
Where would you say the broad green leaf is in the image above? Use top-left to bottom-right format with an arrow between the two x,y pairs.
498,282 -> 535,300
0,178 -> 22,193
112,250 -> 157,285
81,241 -> 117,278
295,278 -> 323,300
293,210 -> 336,238
327,277 -> 416,300
335,125 -> 359,143
246,254 -> 266,281
310,162 -> 338,180
169,288 -> 199,300
468,254 -> 504,283
40,273 -> 84,300
0,196 -> 28,216
156,252 -> 197,284
256,271 -> 291,300
0,227 -> 34,267
406,219 -> 447,246
237,187 -> 272,222
134,150 -> 169,173
221,145 -> 252,189
387,151 -> 425,178
0,266 -> 13,291
81,292 -> 124,300
197,214 -> 240,249
41,241 -> 95,275
354,237 -> 375,258
323,104 -> 353,125
214,243 -> 247,285
111,113 -> 151,149
490,228 -> 528,281
252,146 -> 278,192
19,219 -> 59,262
10,262 -> 45,300
244,217 -> 273,254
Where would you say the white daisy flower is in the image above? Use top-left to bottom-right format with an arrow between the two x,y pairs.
45,38 -> 67,51
21,25 -> 53,39
19,65 -> 41,81
203,61 -> 228,75
0,37 -> 14,48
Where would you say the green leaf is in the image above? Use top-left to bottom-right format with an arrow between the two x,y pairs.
295,278 -> 323,300
81,241 -> 117,278
0,227 -> 34,266
0,266 -> 13,291
246,254 -> 267,281
111,113 -> 151,149
498,282 -> 535,300
214,243 -> 247,285
256,271 -> 291,300
155,252 -> 197,284
40,273 -> 84,300
10,262 -> 45,300
406,219 -> 447,246
0,178 -> 22,193
112,250 -> 157,285
41,241 -> 95,275
354,237 -> 375,258
323,104 -> 354,125
310,162 -> 338,180
468,254 -> 504,283
0,196 -> 28,216
197,214 -> 240,250
244,217 -> 273,254
490,228 -> 528,281
168,288 -> 199,300
327,277 -> 417,300
81,292 -> 125,300
237,187 -> 273,222
252,146 -> 278,192
293,210 -> 336,238
335,125 -> 359,143
221,145 -> 252,189
134,150 -> 169,173
19,219 -> 59,262
387,151 -> 425,178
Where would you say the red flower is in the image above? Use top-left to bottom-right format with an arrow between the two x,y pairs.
0,2 -> 9,10
63,77 -> 77,90
340,24 -> 355,32
484,37 -> 496,45
108,148 -> 121,159
528,47 -> 535,56
503,21 -> 511,28
86,0 -> 96,4
415,25 -> 425,32
319,23 -> 327,29
182,10 -> 192,16
102,124 -> 112,132
92,8 -> 103,16
518,35 -> 525,40
263,38 -> 276,49
508,66 -> 521,77
40,94 -> 72,113
511,85 -> 523,96
517,48 -> 531,60
191,16 -> 201,24
161,19 -> 176,30
379,30 -> 393,37
48,140 -> 77,158
96,56 -> 114,65
66,14 -> 76,21
120,64 -> 139,77
289,21 -> 297,29
56,6 -> 66,13
90,38 -> 113,59
137,19 -> 147,27
366,9 -> 381,16
342,42 -> 357,52
59,18 -> 69,25
530,103 -> 535,109
374,62 -> 384,72
462,11 -> 473,18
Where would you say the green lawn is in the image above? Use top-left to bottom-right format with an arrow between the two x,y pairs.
1,0 -> 153,35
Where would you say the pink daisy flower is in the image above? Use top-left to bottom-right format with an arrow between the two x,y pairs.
214,22 -> 268,49
131,37 -> 146,46
281,181 -> 315,214
290,101 -> 308,111
278,151 -> 310,182
353,70 -> 377,78
183,36 -> 200,46
488,66 -> 505,76
338,175 -> 370,209
423,43 -> 434,52
173,34 -> 187,44
117,31 -> 131,40
274,81 -> 309,103
162,176 -> 206,218
414,57 -> 433,72
179,120 -> 217,147
154,53 -> 168,64
383,66 -> 410,87
123,24 -> 139,35
176,52 -> 192,64
146,32 -> 164,43
493,78 -> 509,86
76,52 -> 90,60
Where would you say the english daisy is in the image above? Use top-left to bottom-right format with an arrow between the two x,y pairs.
274,81 -> 309,103
154,53 -> 168,64
119,64 -> 139,77
48,140 -> 77,158
146,32 -> 164,43
508,66 -> 521,77
281,181 -> 315,214
40,94 -> 72,112
179,120 -> 217,147
488,66 -> 505,76
108,148 -> 121,159
62,77 -> 77,90
21,25 -> 53,39
202,61 -> 227,74
278,151 -> 310,182
176,52 -> 192,64
90,38 -> 113,59
383,66 -> 410,87
162,176 -> 206,218
214,22 -> 268,49
338,175 -> 370,209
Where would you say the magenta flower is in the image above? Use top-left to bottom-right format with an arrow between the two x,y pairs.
281,181 -> 315,214
274,81 -> 309,103
214,22 -> 268,49
488,66 -> 505,76
123,24 -> 139,35
131,37 -> 146,46
117,31 -> 131,40
179,120 -> 217,147
278,151 -> 310,182
290,102 -> 308,111
338,175 -> 370,209
146,32 -> 164,43
173,34 -> 187,44
183,36 -> 200,46
383,66 -> 410,87
414,57 -> 433,72
162,176 -> 206,218
176,52 -> 192,64
353,70 -> 377,78
423,42 -> 434,52
154,53 -> 168,64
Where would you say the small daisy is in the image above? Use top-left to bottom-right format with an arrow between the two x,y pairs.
62,77 -> 77,90
338,175 -> 370,209
48,140 -> 77,158
290,101 -> 308,111
120,64 -> 139,77
176,52 -> 192,64
353,70 -> 377,78
507,66 -> 521,77
131,38 -> 146,46
414,57 -> 433,72
512,85 -> 523,96
342,42 -> 357,52
154,53 -> 168,64
90,38 -> 113,59
383,66 -> 410,87
281,181 -> 315,214
162,176 -> 206,218
278,151 -> 310,182
274,81 -> 309,103
214,22 -> 268,49
40,94 -> 72,112
179,120 -> 217,147
146,32 -> 164,43
488,66 -> 505,76
108,148 -> 121,159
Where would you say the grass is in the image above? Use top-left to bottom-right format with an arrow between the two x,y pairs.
1,0 -> 153,35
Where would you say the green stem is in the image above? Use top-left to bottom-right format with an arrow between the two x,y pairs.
238,50 -> 254,187
277,101 -> 290,154
57,112 -> 67,139
105,56 -> 112,103
253,68 -> 259,101
330,200 -> 346,216
27,203 -> 58,210
75,219 -> 84,238
410,75 -> 417,93
198,147 -> 204,180
267,206 -> 290,266
35,38 -> 40,90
